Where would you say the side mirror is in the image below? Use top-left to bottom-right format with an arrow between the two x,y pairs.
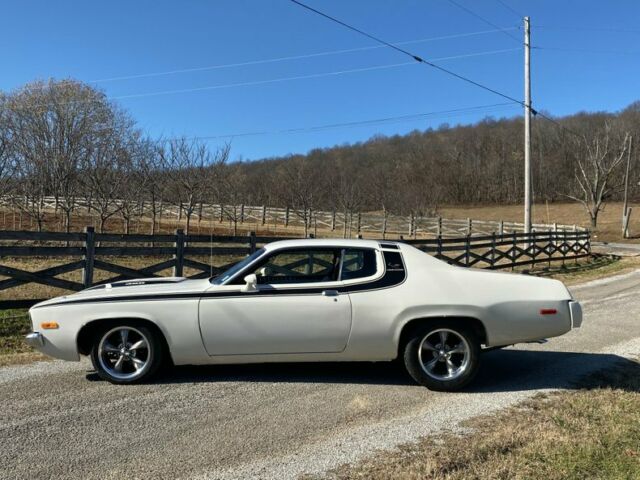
242,273 -> 258,292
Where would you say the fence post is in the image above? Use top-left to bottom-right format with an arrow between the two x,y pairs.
174,229 -> 184,277
284,207 -> 290,227
467,218 -> 472,236
357,212 -> 362,235
512,231 -> 517,271
331,210 -> 336,231
240,204 -> 245,224
490,231 -> 496,269
499,220 -> 504,236
82,226 -> 95,289
437,216 -> 442,237
437,233 -> 443,260
562,229 -> 567,267
261,206 -> 267,225
465,234 -> 471,267
248,231 -> 256,254
382,214 -> 387,240
548,228 -> 553,269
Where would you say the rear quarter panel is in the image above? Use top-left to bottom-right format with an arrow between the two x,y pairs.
376,246 -> 573,351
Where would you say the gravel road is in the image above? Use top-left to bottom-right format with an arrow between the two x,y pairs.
2,269 -> 640,480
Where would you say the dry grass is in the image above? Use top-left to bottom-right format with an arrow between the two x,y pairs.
0,308 -> 31,354
0,352 -> 50,367
440,201 -> 639,243
313,360 -> 640,480
542,255 -> 640,286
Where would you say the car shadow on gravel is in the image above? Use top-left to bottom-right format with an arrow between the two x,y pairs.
469,349 -> 640,393
85,349 -> 640,392
86,360 -> 417,386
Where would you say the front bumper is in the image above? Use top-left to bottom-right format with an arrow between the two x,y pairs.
25,332 -> 45,349
569,301 -> 583,328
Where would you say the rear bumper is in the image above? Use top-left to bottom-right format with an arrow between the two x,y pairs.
569,301 -> 583,328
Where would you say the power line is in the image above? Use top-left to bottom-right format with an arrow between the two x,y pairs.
88,27 -> 519,84
116,48 -> 520,101
113,61 -> 416,100
289,0 -> 525,107
445,0 -> 521,43
14,48 -> 520,108
13,27 -> 519,91
164,103 -> 518,142
494,0 -> 523,19
534,46 -> 640,55
534,25 -> 640,34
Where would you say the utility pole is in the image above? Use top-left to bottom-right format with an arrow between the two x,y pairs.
622,135 -> 633,238
524,16 -> 532,236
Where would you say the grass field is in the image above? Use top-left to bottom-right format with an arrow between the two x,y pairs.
314,360 -> 640,480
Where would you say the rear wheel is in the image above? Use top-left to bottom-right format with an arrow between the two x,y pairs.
403,322 -> 480,391
90,324 -> 164,384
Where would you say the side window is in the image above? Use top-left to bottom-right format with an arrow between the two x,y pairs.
340,249 -> 378,280
250,249 -> 340,285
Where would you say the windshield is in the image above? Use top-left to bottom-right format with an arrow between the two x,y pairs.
210,248 -> 266,285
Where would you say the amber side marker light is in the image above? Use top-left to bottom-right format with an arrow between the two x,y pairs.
540,309 -> 557,315
40,322 -> 59,329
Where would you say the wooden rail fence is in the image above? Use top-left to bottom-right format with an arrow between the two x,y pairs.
0,227 -> 590,310
1,195 -> 587,238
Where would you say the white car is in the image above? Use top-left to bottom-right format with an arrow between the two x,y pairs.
26,239 -> 582,391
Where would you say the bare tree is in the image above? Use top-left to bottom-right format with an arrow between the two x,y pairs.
139,141 -> 168,235
277,155 -> 321,237
565,122 -> 631,228
217,161 -> 247,235
167,139 -> 229,235
83,109 -> 138,233
4,79 -> 127,232
0,94 -> 15,204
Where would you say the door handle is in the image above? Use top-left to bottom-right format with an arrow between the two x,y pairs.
322,290 -> 339,297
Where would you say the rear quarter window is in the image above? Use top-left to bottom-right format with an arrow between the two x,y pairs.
340,249 -> 378,280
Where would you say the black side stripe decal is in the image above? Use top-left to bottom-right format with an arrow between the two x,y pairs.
33,251 -> 406,308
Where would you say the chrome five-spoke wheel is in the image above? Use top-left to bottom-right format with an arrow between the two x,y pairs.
418,329 -> 470,381
404,322 -> 480,391
91,323 -> 164,384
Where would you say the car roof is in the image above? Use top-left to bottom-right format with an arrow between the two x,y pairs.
263,238 -> 389,251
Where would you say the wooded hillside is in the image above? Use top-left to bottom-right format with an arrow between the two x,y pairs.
1,79 -> 638,233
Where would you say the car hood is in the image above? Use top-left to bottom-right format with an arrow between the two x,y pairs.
31,277 -> 212,309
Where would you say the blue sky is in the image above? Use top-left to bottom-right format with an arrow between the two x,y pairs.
2,0 -> 640,160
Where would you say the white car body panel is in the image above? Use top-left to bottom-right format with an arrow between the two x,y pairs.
27,239 -> 580,366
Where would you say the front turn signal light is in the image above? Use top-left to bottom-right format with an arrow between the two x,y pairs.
41,322 -> 59,329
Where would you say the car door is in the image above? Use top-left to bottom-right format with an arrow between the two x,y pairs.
198,248 -> 352,355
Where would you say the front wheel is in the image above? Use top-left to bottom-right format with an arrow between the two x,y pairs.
403,322 -> 480,391
90,324 -> 164,384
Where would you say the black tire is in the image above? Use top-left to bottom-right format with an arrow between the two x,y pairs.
90,322 -> 164,384
403,321 -> 481,391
